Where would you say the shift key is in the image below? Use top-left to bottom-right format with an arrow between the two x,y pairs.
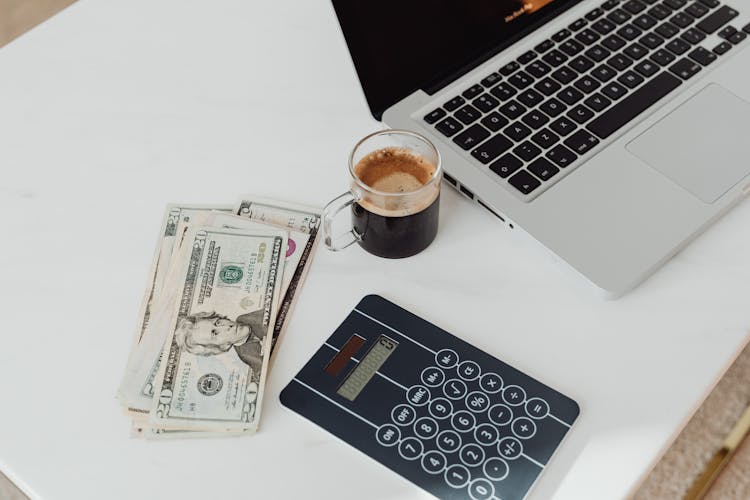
471,134 -> 513,163
696,6 -> 739,34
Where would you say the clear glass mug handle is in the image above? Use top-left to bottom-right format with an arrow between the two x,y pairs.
322,191 -> 361,251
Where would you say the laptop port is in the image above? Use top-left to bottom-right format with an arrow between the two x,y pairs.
443,172 -> 457,186
459,185 -> 474,199
477,199 -> 505,222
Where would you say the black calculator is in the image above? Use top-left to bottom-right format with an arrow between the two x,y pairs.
280,295 -> 579,500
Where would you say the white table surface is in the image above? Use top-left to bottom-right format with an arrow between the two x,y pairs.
1,1 -> 749,499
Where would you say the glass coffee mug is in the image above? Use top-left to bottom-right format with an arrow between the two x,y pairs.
323,130 -> 442,258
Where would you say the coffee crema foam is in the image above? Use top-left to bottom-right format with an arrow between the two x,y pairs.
353,147 -> 439,217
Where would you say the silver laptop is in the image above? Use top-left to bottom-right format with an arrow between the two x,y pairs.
331,0 -> 750,297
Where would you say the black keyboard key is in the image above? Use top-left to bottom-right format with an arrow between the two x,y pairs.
535,39 -> 555,53
575,75 -> 601,93
587,71 -> 680,138
504,122 -> 532,141
688,46 -> 717,65
585,45 -> 611,62
618,70 -> 645,87
489,153 -> 523,178
640,32 -> 665,49
608,53 -> 635,70
517,50 -> 537,65
528,157 -> 560,181
424,108 -> 446,124
570,55 -> 595,72
601,80 -> 629,99
560,39 -> 585,56
542,49 -> 569,67
587,8 -> 605,20
558,86 -> 585,104
509,71 -> 535,89
651,48 -> 677,65
435,117 -> 463,137
584,92 -> 612,111
535,77 -> 563,96
602,34 -> 628,51
474,93 -> 501,112
696,5 -> 738,33
655,22 -> 680,38
540,97 -> 566,117
455,104 -> 482,125
698,0 -> 719,6
546,144 -> 578,167
509,170 -> 542,195
576,28 -> 601,45
499,61 -> 521,76
666,37 -> 691,54
663,0 -> 686,9
718,25 -> 737,39
634,59 -> 659,76
513,141 -> 543,161
481,112 -> 509,131
570,18 -> 588,31
602,0 -> 621,10
552,66 -> 578,84
531,128 -> 560,148
564,129 -> 601,154
713,41 -> 732,54
686,2 -> 709,18
681,27 -> 707,44
550,116 -> 578,135
490,82 -> 517,101
527,60 -> 552,78
608,9 -> 632,24
499,100 -> 527,120
480,73 -> 502,87
568,104 -> 596,123
744,22 -> 750,34
648,4 -> 672,20
444,96 -> 465,111
517,89 -> 545,107
453,124 -> 491,150
593,19 -> 618,34
552,29 -> 572,42
623,0 -> 647,14
522,109 -> 550,129
633,14 -> 658,29
671,12 -> 694,28
471,133 -> 513,163
592,64 -> 618,82
729,31 -> 747,44
624,42 -> 649,59
462,84 -> 484,99
618,24 -> 643,40
668,57 -> 702,79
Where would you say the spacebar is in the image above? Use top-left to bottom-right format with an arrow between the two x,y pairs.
586,72 -> 681,139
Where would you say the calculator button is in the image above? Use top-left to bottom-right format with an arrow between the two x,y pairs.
376,424 -> 400,447
512,417 -> 537,439
414,416 -> 439,440
484,457 -> 510,481
443,379 -> 468,400
407,385 -> 431,407
474,423 -> 500,446
398,437 -> 423,461
465,391 -> 491,413
451,410 -> 476,433
498,436 -> 523,460
444,464 -> 471,489
391,404 -> 416,426
459,443 -> 486,467
428,397 -> 453,420
421,366 -> 445,387
488,403 -> 513,426
436,349 -> 459,369
422,450 -> 447,475
469,478 -> 495,500
502,384 -> 527,406
479,372 -> 503,393
525,397 -> 550,419
437,429 -> 462,453
457,360 -> 481,381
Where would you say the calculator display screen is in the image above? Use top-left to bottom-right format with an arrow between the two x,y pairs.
337,335 -> 398,401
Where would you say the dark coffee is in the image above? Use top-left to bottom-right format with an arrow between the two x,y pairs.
352,147 -> 439,258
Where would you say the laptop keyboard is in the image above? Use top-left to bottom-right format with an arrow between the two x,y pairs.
422,0 -> 747,201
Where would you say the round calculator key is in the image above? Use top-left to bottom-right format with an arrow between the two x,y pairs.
465,391 -> 490,413
444,464 -> 471,489
468,478 -> 495,500
428,397 -> 453,420
479,372 -> 503,394
459,443 -> 485,467
483,457 -> 510,481
421,450 -> 447,475
451,410 -> 476,433
398,437 -> 423,461
443,379 -> 467,401
502,384 -> 526,406
457,360 -> 481,381
414,416 -> 439,440
391,404 -> 416,427
474,423 -> 500,446
375,424 -> 400,447
498,436 -> 523,460
406,385 -> 431,407
525,397 -> 550,419
511,416 -> 537,439
421,366 -> 445,387
436,348 -> 459,369
436,429 -> 462,453
488,403 -> 513,426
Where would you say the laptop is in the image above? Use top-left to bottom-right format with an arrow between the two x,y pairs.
331,0 -> 750,297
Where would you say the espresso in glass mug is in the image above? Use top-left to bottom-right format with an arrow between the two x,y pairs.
322,130 -> 442,258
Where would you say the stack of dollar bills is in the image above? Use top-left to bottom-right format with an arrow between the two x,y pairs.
116,198 -> 321,438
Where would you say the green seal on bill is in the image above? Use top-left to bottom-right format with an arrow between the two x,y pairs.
219,265 -> 243,284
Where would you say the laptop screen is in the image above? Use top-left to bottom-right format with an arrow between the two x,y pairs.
331,0 -> 583,119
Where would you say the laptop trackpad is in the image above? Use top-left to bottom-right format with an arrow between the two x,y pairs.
627,83 -> 750,204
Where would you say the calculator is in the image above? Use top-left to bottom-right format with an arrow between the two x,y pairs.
280,295 -> 579,499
